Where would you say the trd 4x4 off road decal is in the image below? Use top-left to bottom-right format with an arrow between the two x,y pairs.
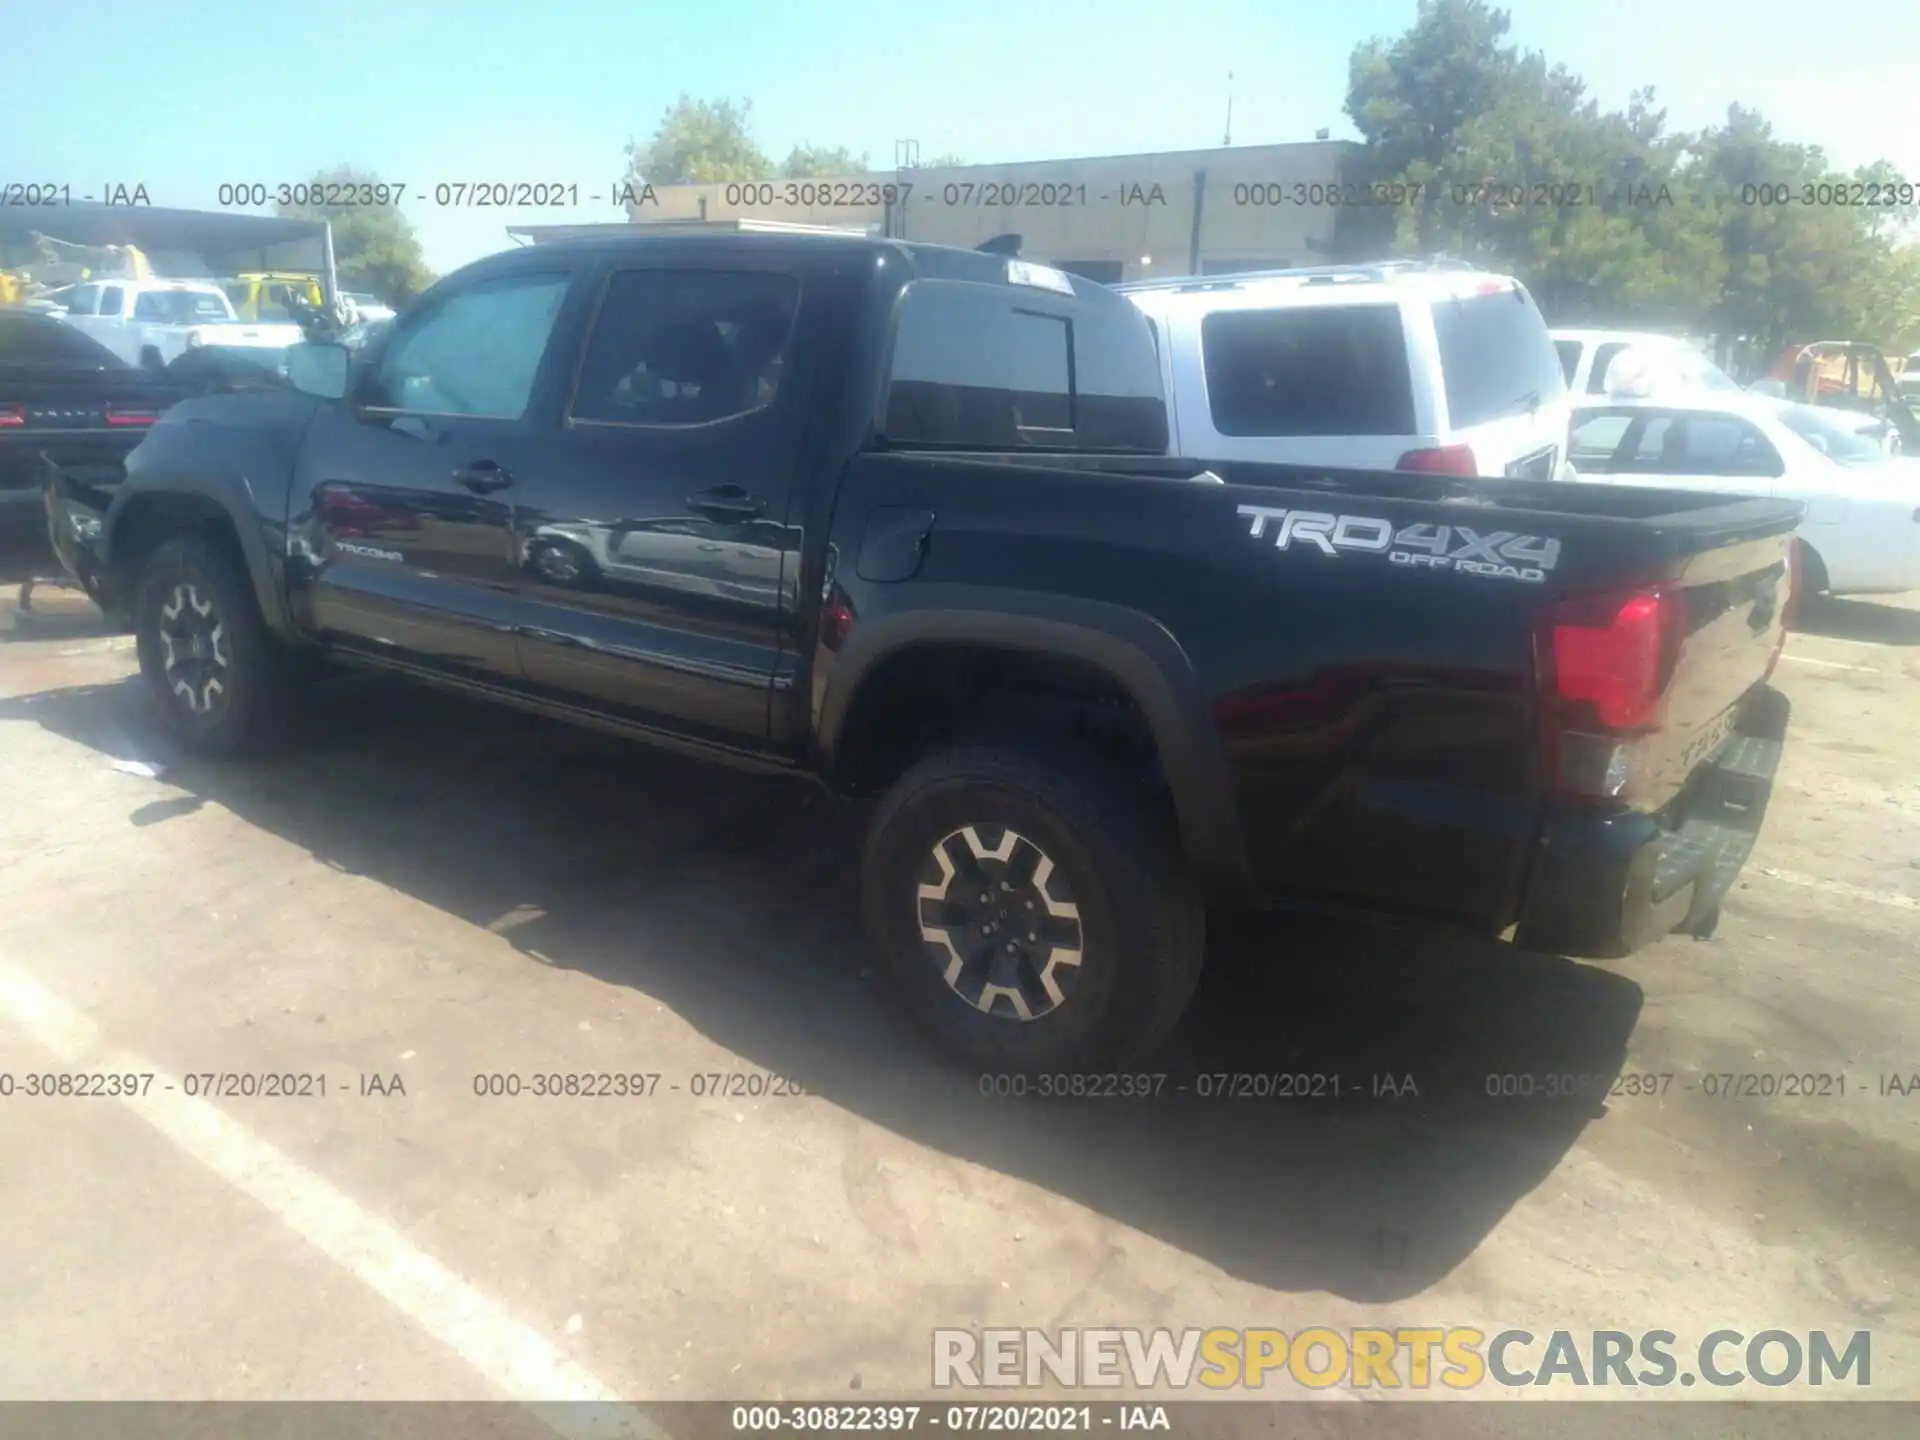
1236,505 -> 1562,584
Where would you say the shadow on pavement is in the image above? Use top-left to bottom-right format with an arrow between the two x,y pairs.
1791,595 -> 1920,646
0,530 -> 119,645
0,670 -> 1646,1303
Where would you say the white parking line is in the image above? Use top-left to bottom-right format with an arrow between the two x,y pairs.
1780,654 -> 1882,673
0,957 -> 667,1438
1753,868 -> 1920,911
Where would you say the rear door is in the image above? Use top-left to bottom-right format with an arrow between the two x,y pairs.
1423,279 -> 1570,479
509,261 -> 810,749
289,265 -> 579,683
1569,407 -> 1785,498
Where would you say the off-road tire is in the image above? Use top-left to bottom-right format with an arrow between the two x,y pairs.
133,534 -> 292,755
861,744 -> 1205,1072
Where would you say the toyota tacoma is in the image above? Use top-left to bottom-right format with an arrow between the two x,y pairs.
42,232 -> 1801,1071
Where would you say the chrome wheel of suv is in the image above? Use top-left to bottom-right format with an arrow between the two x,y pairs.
156,582 -> 230,717
916,824 -> 1085,1020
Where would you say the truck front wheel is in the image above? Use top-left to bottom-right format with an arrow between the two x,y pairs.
861,744 -> 1205,1072
133,535 -> 291,755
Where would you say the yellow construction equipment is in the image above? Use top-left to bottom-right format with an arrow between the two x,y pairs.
1,237 -> 152,307
223,272 -> 327,323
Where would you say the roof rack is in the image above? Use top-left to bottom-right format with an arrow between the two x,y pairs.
1115,257 -> 1481,294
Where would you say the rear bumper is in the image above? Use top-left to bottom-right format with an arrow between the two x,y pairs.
1515,686 -> 1790,958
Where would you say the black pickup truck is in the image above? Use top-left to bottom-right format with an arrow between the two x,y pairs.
42,232 -> 1801,1071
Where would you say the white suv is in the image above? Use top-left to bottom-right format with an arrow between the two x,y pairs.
1117,261 -> 1571,479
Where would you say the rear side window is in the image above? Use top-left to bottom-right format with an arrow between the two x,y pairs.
1431,286 -> 1566,429
1628,413 -> 1783,477
1200,304 -> 1415,437
882,278 -> 1166,452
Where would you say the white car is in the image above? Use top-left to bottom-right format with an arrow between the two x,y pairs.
1117,261 -> 1572,479
1567,391 -> 1920,596
55,278 -> 303,371
1552,328 -> 1739,398
343,292 -> 396,324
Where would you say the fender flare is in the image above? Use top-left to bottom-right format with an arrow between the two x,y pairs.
817,584 -> 1251,894
102,475 -> 295,639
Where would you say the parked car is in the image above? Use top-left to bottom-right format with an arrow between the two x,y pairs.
56,278 -> 303,372
44,232 -> 1800,1071
1568,390 -> 1920,595
342,292 -> 396,324
1551,328 -> 1740,397
0,309 -> 183,539
1116,260 -> 1572,479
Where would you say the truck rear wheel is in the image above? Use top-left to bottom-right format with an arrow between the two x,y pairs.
133,535 -> 291,755
861,744 -> 1204,1073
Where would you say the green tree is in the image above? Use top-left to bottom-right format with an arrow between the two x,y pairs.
272,165 -> 433,303
1431,75 -> 1724,326
1684,106 -> 1875,355
1344,0 -> 1528,254
920,153 -> 968,169
1852,241 -> 1920,355
1341,0 -> 1916,356
780,144 -> 870,178
624,96 -> 773,186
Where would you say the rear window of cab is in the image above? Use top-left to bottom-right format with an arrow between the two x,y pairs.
881,276 -> 1168,452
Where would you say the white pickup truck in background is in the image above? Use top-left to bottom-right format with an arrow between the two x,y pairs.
52,278 -> 304,371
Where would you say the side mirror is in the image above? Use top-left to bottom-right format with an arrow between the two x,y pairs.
285,341 -> 351,400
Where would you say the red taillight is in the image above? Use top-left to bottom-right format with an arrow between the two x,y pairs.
0,403 -> 23,427
1549,589 -> 1673,731
1536,585 -> 1681,803
1395,444 -> 1478,475
104,405 -> 159,426
821,598 -> 855,650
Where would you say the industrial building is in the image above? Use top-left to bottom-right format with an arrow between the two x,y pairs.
511,140 -> 1361,283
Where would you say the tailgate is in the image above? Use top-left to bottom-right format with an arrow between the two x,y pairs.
1638,522 -> 1797,808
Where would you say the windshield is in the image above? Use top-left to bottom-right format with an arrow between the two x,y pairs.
1772,401 -> 1892,464
1665,350 -> 1741,392
132,288 -> 233,324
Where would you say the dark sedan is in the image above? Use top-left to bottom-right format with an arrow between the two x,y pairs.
1,311 -> 186,539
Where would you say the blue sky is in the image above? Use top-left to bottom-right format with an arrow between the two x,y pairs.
6,0 -> 1916,276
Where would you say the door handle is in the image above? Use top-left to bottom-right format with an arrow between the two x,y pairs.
454,461 -> 512,494
687,485 -> 766,521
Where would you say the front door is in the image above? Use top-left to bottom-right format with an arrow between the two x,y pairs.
511,263 -> 809,749
288,267 -> 577,683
